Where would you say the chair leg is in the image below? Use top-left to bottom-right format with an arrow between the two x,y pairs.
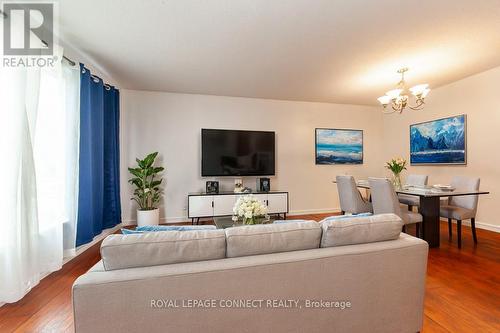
341,210 -> 345,215
471,218 -> 478,244
408,205 -> 413,212
448,218 -> 452,240
457,220 -> 462,249
415,223 -> 420,238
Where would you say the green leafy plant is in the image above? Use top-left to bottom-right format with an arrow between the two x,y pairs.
128,152 -> 164,210
385,157 -> 407,175
385,157 -> 407,189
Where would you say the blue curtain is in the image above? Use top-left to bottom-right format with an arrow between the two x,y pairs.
76,64 -> 121,246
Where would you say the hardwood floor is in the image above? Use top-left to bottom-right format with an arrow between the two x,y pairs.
0,214 -> 499,332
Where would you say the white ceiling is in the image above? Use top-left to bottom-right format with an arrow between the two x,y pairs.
59,0 -> 500,105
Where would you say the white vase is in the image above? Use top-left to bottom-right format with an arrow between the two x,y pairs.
137,208 -> 159,226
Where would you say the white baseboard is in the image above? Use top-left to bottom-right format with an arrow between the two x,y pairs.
447,219 -> 500,233
122,218 -> 185,225
62,223 -> 123,265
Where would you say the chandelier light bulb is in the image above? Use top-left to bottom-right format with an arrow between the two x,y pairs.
377,95 -> 391,105
420,88 -> 430,98
386,88 -> 403,100
410,84 -> 429,96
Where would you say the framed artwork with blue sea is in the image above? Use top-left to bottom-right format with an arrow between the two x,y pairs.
410,115 -> 466,165
315,128 -> 363,164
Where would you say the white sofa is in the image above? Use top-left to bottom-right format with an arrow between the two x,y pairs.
72,214 -> 428,333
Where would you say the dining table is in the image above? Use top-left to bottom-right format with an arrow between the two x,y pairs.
333,180 -> 490,248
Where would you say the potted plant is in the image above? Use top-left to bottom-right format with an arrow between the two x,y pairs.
128,152 -> 164,226
385,157 -> 407,189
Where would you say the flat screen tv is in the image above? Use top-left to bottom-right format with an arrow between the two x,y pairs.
201,129 -> 275,177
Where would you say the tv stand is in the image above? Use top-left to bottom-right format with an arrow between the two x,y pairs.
188,191 -> 289,225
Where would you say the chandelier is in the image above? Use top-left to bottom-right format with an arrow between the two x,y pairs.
377,68 -> 430,114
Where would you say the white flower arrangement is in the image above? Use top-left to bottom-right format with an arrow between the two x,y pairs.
232,195 -> 268,224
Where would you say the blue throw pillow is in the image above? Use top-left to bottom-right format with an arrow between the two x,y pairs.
121,228 -> 144,235
273,219 -> 312,224
137,225 -> 216,232
320,212 -> 372,224
121,225 -> 216,234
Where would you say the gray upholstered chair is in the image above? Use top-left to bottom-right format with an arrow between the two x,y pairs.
440,176 -> 480,248
369,177 -> 422,237
398,174 -> 428,211
336,175 -> 373,215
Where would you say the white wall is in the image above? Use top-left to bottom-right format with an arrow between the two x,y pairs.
382,66 -> 500,231
120,91 -> 384,224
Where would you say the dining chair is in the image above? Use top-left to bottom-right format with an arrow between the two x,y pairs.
398,174 -> 428,211
440,176 -> 480,248
336,175 -> 373,215
369,177 -> 422,237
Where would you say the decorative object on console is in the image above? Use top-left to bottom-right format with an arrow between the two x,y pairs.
234,178 -> 243,193
377,67 -> 430,114
206,181 -> 219,194
315,128 -> 363,165
385,157 -> 407,190
258,177 -> 271,192
232,195 -> 269,225
188,191 -> 288,225
410,114 -> 466,165
128,152 -> 164,226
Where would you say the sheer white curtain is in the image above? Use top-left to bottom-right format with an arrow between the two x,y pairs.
0,47 -> 80,303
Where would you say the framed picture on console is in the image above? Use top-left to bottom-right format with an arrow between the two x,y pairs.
315,128 -> 363,165
410,114 -> 466,165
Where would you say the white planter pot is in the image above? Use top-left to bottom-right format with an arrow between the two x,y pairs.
137,208 -> 159,226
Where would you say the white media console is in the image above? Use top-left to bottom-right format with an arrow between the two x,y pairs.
188,191 -> 288,224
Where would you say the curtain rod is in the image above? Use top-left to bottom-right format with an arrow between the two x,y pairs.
41,39 -> 113,88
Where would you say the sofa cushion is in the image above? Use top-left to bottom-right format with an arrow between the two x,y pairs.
100,230 -> 226,270
225,221 -> 321,258
320,213 -> 403,247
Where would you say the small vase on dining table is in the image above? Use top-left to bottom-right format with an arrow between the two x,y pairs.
385,157 -> 407,190
392,172 -> 403,190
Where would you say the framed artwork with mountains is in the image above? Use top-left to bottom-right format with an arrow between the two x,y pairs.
410,115 -> 466,165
